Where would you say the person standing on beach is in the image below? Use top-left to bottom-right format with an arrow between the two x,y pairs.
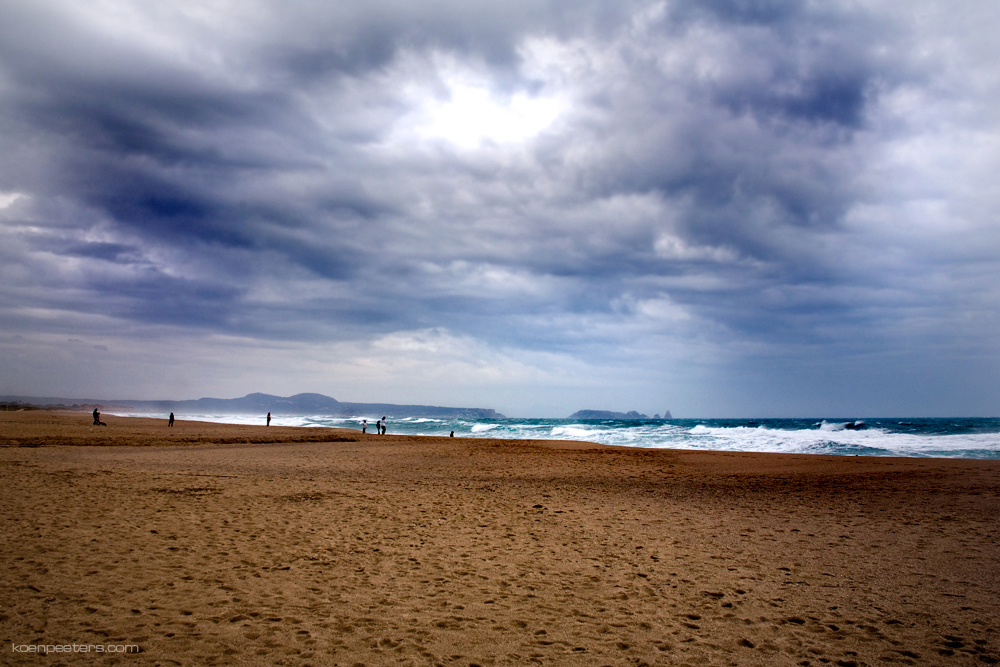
381,416 -> 386,435
267,412 -> 271,426
92,408 -> 100,425
168,412 -> 174,427
362,419 -> 367,434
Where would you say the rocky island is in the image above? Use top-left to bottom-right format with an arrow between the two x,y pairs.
569,409 -> 672,420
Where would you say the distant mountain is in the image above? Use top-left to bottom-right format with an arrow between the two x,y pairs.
1,392 -> 504,419
170,392 -> 340,414
569,409 -> 650,420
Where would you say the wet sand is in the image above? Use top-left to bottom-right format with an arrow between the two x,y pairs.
2,410 -> 999,666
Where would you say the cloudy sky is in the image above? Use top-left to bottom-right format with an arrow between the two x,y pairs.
1,0 -> 998,417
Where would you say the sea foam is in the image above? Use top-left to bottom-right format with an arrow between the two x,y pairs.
110,412 -> 1000,458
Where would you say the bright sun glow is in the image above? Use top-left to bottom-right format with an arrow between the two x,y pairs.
394,58 -> 567,150
416,84 -> 564,149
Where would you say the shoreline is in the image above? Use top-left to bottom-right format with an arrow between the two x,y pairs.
2,410 -> 999,665
4,409 -> 1000,461
0,409 -> 618,451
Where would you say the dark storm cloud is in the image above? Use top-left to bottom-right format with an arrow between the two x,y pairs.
57,240 -> 143,263
259,0 -> 638,77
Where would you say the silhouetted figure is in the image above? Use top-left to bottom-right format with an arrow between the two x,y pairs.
450,431 -> 454,437
92,408 -> 100,425
267,412 -> 271,426
168,412 -> 174,427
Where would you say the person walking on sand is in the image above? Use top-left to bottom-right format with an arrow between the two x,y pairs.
168,412 -> 174,427
267,412 -> 271,426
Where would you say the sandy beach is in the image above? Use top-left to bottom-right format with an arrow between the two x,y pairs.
1,411 -> 998,666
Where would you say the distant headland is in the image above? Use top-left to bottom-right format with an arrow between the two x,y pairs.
569,409 -> 672,420
3,393 -> 677,421
1,392 -> 504,420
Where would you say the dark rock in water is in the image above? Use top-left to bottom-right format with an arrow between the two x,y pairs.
569,409 -> 650,420
844,421 -> 866,430
662,410 -> 672,419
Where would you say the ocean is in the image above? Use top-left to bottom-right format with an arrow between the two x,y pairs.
117,413 -> 1000,459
